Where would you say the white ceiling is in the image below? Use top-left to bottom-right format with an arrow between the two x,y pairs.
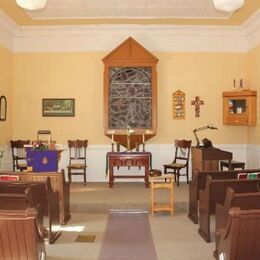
26,0 -> 230,20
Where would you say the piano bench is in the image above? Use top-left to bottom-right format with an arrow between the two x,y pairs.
220,160 -> 245,171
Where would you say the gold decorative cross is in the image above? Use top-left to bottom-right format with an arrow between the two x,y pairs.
191,96 -> 204,117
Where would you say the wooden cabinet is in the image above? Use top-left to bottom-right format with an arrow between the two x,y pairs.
223,90 -> 257,126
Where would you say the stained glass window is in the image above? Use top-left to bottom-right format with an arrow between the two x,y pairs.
109,67 -> 152,129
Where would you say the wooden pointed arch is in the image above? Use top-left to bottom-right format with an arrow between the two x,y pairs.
103,37 -> 158,150
102,37 -> 158,64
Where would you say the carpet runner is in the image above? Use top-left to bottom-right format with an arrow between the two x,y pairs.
99,209 -> 157,260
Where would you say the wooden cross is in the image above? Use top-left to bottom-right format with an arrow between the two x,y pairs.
191,96 -> 204,117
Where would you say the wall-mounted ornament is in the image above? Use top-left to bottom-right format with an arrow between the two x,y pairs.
191,96 -> 204,117
0,95 -> 7,121
173,90 -> 185,119
232,78 -> 244,91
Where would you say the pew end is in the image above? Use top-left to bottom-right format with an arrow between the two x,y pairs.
214,207 -> 260,260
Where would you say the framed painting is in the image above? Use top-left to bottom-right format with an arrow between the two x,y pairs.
42,98 -> 75,117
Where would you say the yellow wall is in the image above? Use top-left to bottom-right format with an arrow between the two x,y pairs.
13,51 -> 249,145
154,51 -> 248,144
247,44 -> 260,144
0,45 -> 12,147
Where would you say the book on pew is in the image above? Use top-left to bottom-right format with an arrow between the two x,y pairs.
0,175 -> 19,181
237,173 -> 258,180
237,173 -> 247,179
248,173 -> 257,180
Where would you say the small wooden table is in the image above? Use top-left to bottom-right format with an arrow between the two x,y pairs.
106,152 -> 152,188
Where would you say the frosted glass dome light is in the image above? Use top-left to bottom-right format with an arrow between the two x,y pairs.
16,0 -> 47,11
213,0 -> 244,12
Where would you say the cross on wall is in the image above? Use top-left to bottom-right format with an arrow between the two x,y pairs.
191,96 -> 204,117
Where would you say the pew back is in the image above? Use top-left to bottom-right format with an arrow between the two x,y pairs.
0,187 -> 34,210
0,208 -> 46,260
215,187 -> 260,233
208,179 -> 260,213
198,176 -> 260,242
0,179 -> 61,244
0,170 -> 70,224
215,207 -> 260,260
0,181 -> 48,212
188,169 -> 260,224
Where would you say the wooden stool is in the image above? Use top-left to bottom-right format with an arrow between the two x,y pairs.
220,160 -> 245,171
150,174 -> 174,216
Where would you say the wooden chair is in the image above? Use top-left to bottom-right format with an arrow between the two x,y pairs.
10,140 -> 30,172
67,140 -> 88,185
0,208 -> 46,260
163,139 -> 192,186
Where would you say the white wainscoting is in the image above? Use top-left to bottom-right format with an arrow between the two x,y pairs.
0,143 -> 251,183
246,144 -> 260,169
0,144 -> 13,171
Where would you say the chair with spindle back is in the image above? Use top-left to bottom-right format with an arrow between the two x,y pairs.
10,140 -> 30,172
163,139 -> 192,186
67,140 -> 88,185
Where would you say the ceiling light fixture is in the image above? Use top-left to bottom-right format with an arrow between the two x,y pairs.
16,0 -> 47,11
213,0 -> 244,12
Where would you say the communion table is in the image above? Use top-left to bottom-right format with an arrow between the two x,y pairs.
106,152 -> 152,188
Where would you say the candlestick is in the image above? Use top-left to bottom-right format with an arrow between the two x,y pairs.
116,142 -> 120,152
111,142 -> 115,152
240,78 -> 243,89
142,134 -> 145,144
111,134 -> 114,143
233,79 -> 236,90
127,135 -> 130,151
135,142 -> 139,152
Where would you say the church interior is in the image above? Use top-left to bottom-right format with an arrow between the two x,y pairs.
0,0 -> 260,259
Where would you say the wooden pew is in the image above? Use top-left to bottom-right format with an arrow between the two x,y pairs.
0,187 -> 44,224
214,207 -> 260,260
0,178 -> 61,244
0,169 -> 70,224
188,169 -> 260,224
0,187 -> 35,209
215,187 -> 260,234
0,208 -> 46,260
198,176 -> 260,242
